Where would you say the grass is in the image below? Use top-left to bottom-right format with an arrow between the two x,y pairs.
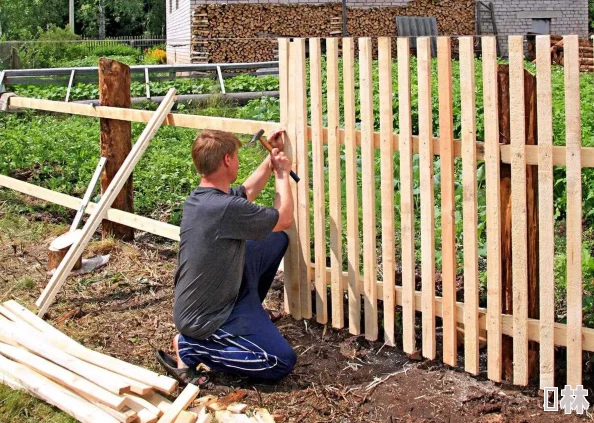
0,385 -> 76,423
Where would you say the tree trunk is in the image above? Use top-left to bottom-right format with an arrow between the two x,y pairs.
98,0 -> 106,40
99,58 -> 134,241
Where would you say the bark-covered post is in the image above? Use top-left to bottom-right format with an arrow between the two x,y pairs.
99,58 -> 134,241
497,64 -> 539,382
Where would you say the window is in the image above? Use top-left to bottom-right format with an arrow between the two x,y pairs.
169,0 -> 173,13
531,18 -> 551,35
176,0 -> 179,10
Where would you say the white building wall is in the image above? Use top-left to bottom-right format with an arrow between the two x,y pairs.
166,0 -> 192,64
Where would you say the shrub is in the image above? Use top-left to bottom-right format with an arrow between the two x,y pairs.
86,43 -> 140,58
17,26 -> 85,68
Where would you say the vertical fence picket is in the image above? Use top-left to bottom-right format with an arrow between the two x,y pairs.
285,39 -> 302,320
359,37 -> 378,341
536,35 -> 555,390
509,35 -> 529,386
309,38 -> 327,325
417,37 -> 436,359
437,36 -> 457,366
564,35 -> 583,388
343,37 -> 362,336
482,36 -> 502,383
398,37 -> 416,354
378,37 -> 395,346
327,37 -> 344,329
460,36 -> 479,375
294,38 -> 312,320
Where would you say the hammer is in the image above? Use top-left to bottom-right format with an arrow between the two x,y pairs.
250,129 -> 300,183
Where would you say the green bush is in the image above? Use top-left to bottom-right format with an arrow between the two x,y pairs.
85,43 -> 141,58
58,55 -> 141,68
17,26 -> 85,68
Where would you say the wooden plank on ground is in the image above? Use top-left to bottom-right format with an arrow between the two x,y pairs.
36,89 -> 177,317
437,36 -> 457,367
509,36 -> 529,386
417,37 -> 436,359
327,37 -> 344,329
378,36 -> 395,347
157,384 -> 200,423
460,36 -> 479,375
294,38 -> 312,319
482,36 -> 503,383
359,37 -> 378,341
0,341 -> 126,410
564,35 -> 583,388
398,36 -> 416,354
285,40 -> 302,320
3,300 -> 177,394
536,35 -> 555,390
0,354 -> 119,423
309,38 -> 328,325
0,320 -> 132,395
343,37 -> 361,335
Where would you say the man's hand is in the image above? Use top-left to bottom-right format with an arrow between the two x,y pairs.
270,148 -> 290,175
267,129 -> 285,152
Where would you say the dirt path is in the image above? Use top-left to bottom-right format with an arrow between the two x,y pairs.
0,207 -> 589,422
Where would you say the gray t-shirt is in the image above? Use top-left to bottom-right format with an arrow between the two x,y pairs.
173,186 -> 279,339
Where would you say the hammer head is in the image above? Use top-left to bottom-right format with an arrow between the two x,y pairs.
249,129 -> 265,145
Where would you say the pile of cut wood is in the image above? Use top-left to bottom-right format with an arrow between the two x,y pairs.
529,35 -> 594,72
0,301 -> 277,423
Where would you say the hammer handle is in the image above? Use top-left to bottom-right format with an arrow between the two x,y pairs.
259,138 -> 300,183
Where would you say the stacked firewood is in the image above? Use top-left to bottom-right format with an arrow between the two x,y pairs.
528,35 -> 593,72
191,0 -> 475,63
0,301 -> 277,423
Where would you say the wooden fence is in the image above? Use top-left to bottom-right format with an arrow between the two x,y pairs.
2,34 -> 594,391
278,35 -> 594,389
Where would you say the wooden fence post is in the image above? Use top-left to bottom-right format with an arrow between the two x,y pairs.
497,64 -> 539,382
99,58 -> 134,241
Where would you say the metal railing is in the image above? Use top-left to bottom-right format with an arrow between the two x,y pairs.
0,61 -> 280,101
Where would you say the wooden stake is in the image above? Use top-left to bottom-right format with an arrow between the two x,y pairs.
418,37 -> 436,360
309,38 -> 327,325
378,36 -> 395,347
460,36 -> 479,375
437,36 -> 457,367
482,36 -> 503,383
99,58 -> 134,241
343,37 -> 361,336
35,89 -> 177,317
327,37 -> 343,329
398,37 -> 416,355
564,35 -> 583,388
510,35 -> 529,386
359,37 -> 378,341
536,35 -> 555,390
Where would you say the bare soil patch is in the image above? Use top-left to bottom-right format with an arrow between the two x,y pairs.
0,202 -> 588,422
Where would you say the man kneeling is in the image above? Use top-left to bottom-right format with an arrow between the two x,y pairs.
157,129 -> 296,385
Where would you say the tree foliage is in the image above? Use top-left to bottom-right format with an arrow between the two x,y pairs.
0,0 -> 165,40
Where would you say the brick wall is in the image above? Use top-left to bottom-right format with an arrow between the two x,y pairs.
166,0 -> 192,64
490,0 -> 589,54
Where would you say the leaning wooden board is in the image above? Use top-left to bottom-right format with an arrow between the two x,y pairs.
36,89 -> 178,317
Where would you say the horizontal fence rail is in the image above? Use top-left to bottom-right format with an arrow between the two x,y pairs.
2,35 -> 594,390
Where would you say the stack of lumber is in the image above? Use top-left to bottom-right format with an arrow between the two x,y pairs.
190,0 -> 475,63
529,35 -> 593,72
0,300 -> 279,423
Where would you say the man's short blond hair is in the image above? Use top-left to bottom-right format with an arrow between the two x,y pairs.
191,130 -> 242,176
